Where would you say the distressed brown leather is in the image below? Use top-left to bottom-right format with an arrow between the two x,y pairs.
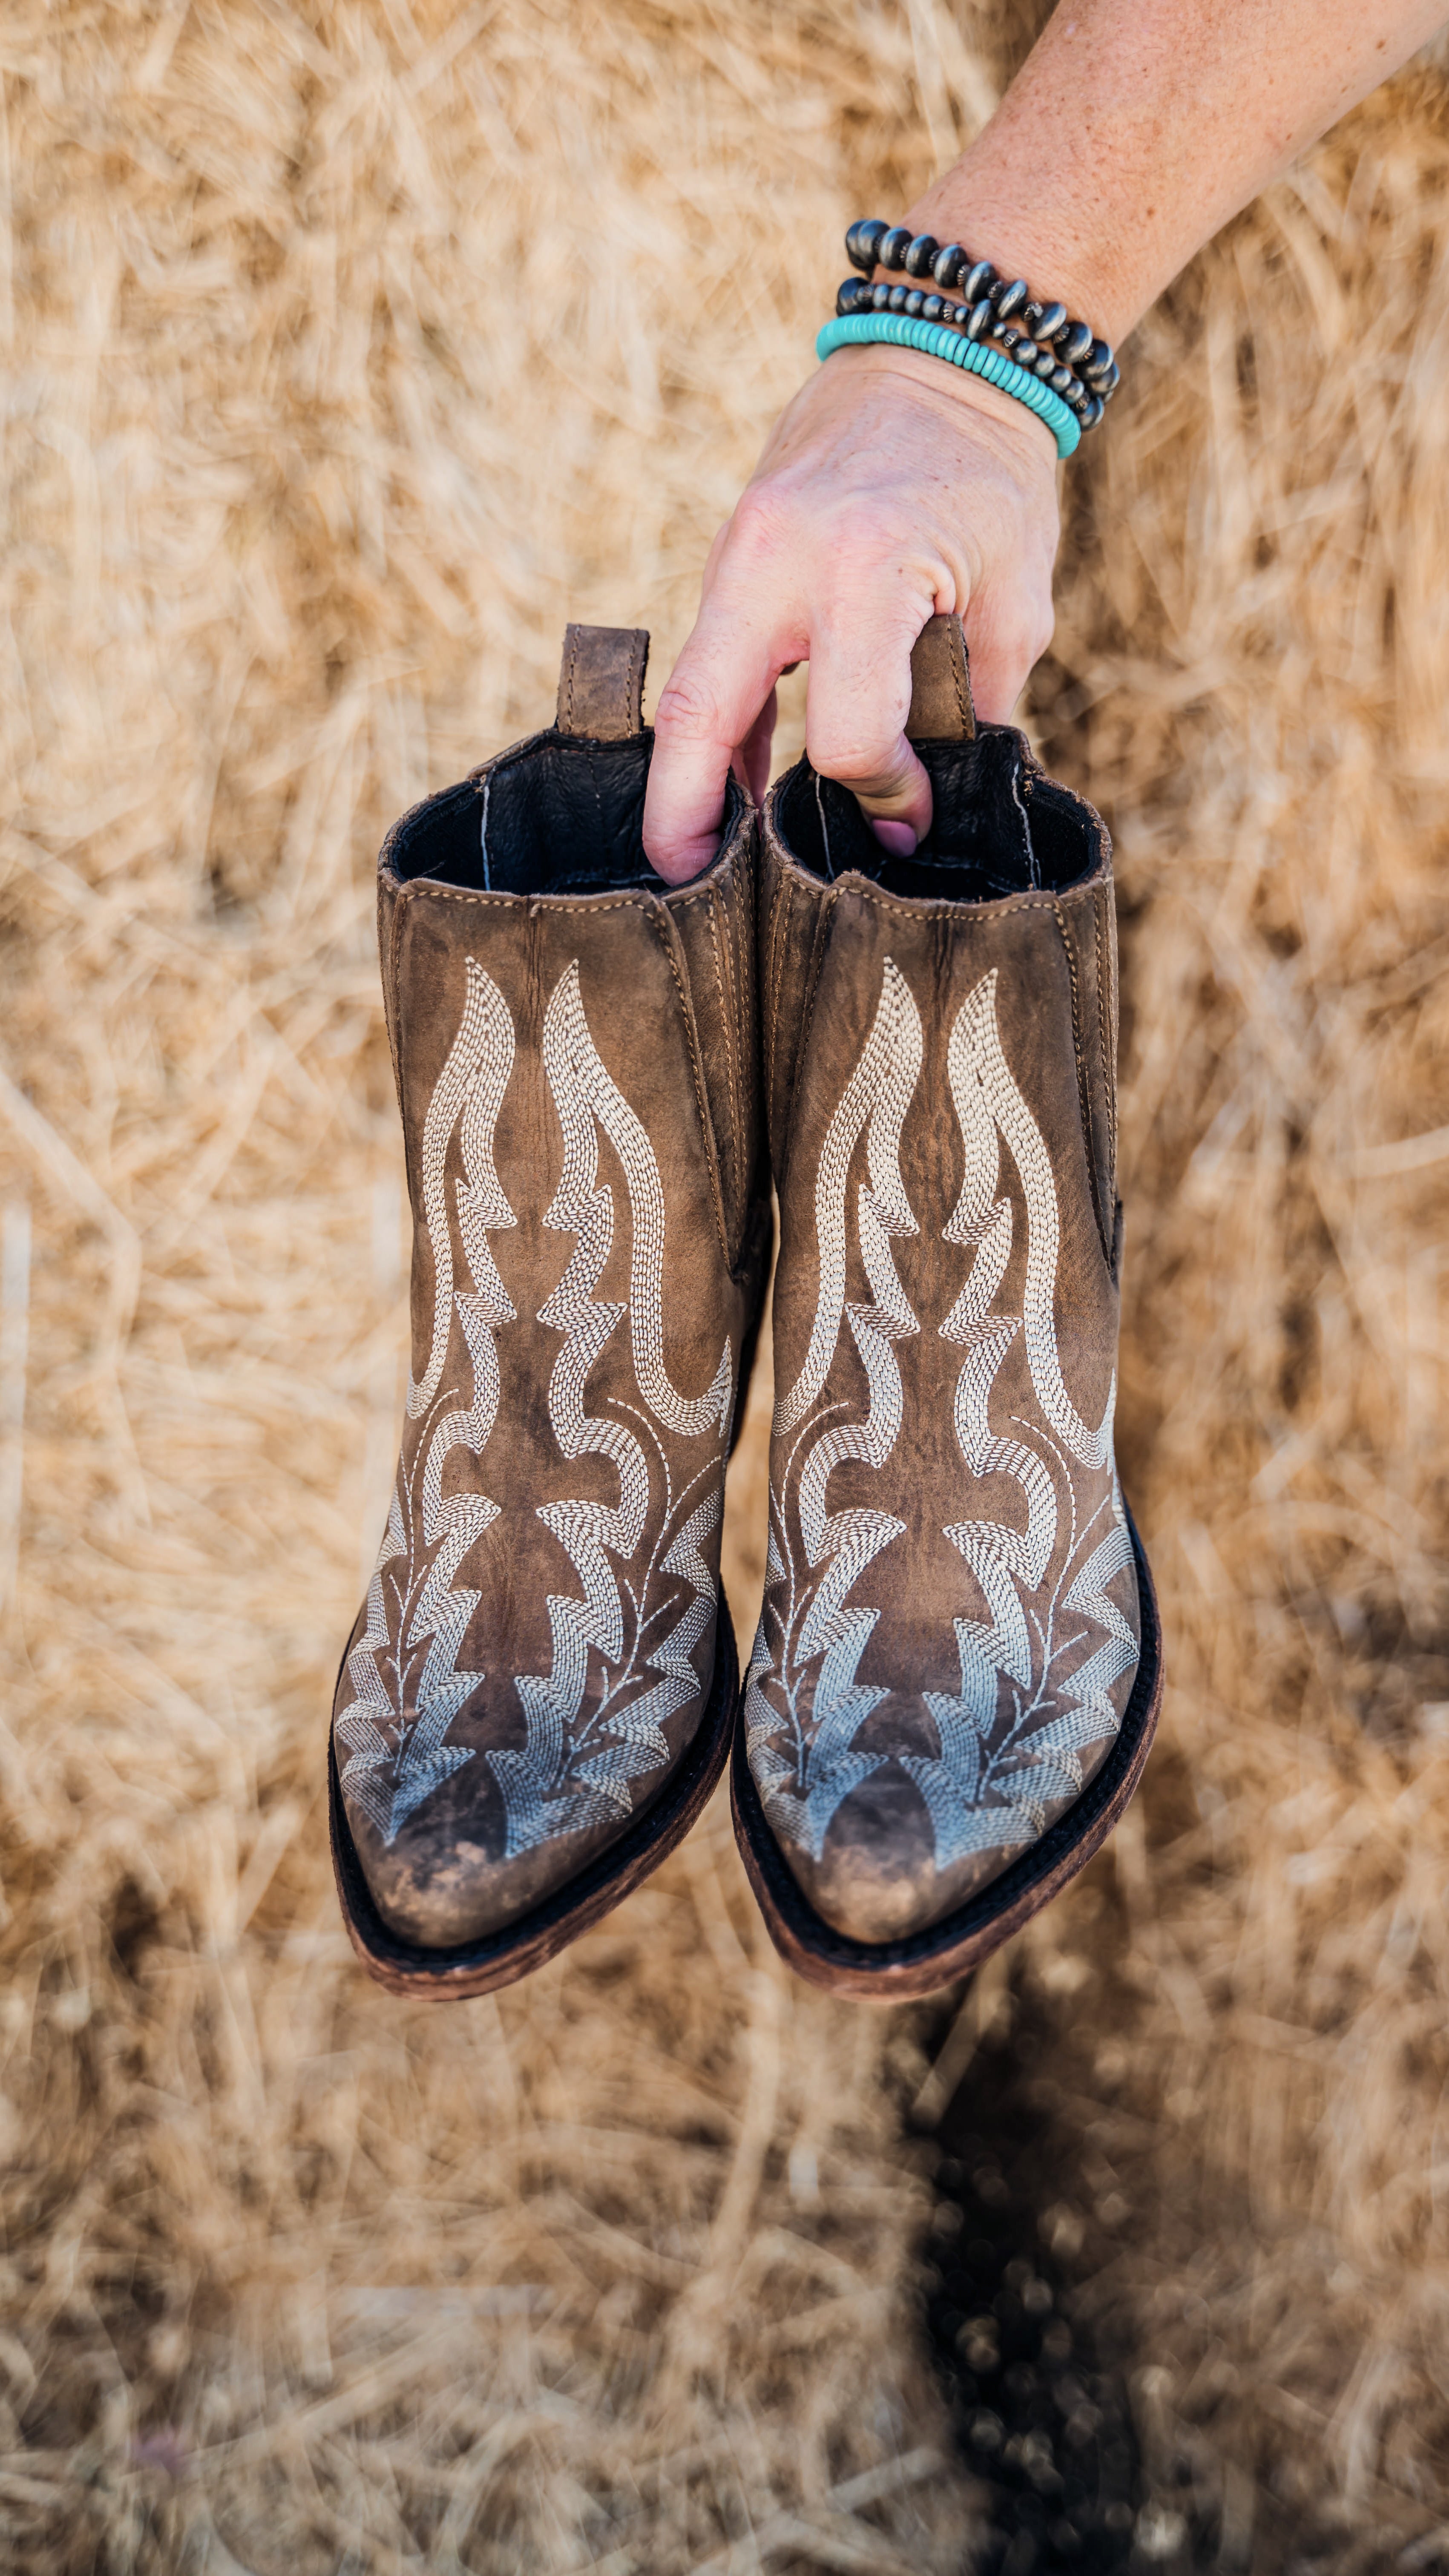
906,612 -> 975,743
335,629 -> 771,1948
745,670 -> 1139,1945
556,623 -> 649,741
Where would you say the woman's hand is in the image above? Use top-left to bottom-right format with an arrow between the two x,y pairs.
641,0 -> 1449,888
641,345 -> 1061,884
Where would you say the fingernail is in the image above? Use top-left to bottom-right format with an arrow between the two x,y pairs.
871,818 -> 917,859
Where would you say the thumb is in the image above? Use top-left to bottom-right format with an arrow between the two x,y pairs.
803,613 -> 934,856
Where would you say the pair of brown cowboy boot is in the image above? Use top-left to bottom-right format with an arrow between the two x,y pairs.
328,621 -> 1162,2003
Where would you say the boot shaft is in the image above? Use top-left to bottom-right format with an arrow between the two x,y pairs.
746,620 -> 1140,1948
760,696 -> 1123,1510
380,632 -> 765,1375
334,627 -> 770,1961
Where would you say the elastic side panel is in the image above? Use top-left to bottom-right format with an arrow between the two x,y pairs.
758,836 -> 833,1193
1052,880 -> 1117,1265
377,865 -> 404,1116
667,831 -> 761,1270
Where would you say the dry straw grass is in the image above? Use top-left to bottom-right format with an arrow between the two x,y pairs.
3,0 -> 1449,2567
1006,50 -> 1449,2569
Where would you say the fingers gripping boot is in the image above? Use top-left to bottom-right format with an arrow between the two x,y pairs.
334,627 -> 770,1954
746,621 -> 1140,1947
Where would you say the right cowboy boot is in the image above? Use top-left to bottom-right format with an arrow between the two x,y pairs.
330,625 -> 772,1997
733,615 -> 1162,2000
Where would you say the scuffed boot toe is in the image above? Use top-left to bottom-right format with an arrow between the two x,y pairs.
338,1700 -> 679,1949
767,1763 -> 962,1946
745,1672 -> 1130,1946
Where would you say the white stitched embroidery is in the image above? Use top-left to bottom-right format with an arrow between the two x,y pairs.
944,970 -> 1113,1470
489,961 -> 728,1858
749,958 -> 1138,1881
905,969 -> 1130,1863
775,956 -> 920,1435
338,954 -> 730,1862
747,958 -> 922,1860
548,960 -> 731,1442
336,959 -> 516,1843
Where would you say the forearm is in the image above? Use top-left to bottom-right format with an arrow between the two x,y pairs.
905,0 -> 1446,346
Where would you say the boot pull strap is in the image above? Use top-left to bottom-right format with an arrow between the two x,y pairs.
905,612 -> 975,742
555,624 -> 650,740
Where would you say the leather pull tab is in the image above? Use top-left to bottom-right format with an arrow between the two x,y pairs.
556,624 -> 650,741
905,612 -> 975,742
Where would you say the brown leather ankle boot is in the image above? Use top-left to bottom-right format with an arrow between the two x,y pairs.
733,616 -> 1162,2000
330,626 -> 771,1996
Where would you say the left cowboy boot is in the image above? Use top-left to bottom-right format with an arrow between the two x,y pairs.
733,616 -> 1162,2000
329,625 -> 771,1997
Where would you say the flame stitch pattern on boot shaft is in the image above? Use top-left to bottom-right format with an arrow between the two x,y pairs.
336,958 -> 733,1858
746,961 -> 1138,1874
335,958 -> 517,1845
491,961 -> 731,1859
748,958 -> 924,1859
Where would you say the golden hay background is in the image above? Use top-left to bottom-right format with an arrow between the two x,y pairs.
3,1 -> 1449,2567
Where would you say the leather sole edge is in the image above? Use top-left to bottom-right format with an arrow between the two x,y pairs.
328,1598 -> 738,2000
730,1505 -> 1164,2003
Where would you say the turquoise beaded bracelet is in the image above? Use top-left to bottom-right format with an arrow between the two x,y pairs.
816,311 -> 1081,460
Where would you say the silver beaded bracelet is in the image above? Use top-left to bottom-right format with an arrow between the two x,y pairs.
837,220 -> 1121,434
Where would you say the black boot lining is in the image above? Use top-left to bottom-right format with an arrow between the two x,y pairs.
776,730 -> 1098,900
385,731 -> 744,898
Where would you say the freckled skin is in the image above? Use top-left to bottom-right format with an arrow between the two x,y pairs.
643,0 -> 1445,886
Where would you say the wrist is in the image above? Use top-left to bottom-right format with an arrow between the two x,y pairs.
839,230 -> 1116,442
822,334 -> 1069,466
903,224 -> 1138,356
814,322 -> 1072,463
902,137 -> 1156,349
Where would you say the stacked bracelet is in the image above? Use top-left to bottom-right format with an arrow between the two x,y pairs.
816,311 -> 1082,459
824,218 -> 1121,444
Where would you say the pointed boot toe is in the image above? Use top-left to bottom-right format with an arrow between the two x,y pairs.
732,615 -> 1162,2001
748,1625 -> 1142,1951
759,1757 -> 952,1946
330,624 -> 771,1996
